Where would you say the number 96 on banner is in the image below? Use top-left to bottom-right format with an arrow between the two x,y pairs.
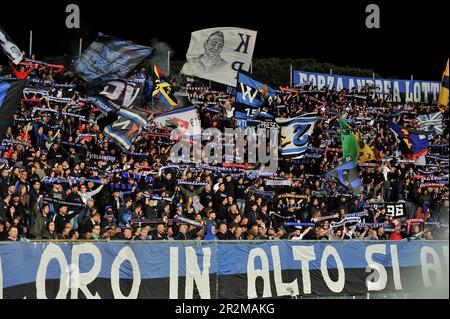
385,203 -> 405,217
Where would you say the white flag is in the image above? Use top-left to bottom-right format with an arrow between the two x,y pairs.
181,27 -> 257,86
152,106 -> 201,137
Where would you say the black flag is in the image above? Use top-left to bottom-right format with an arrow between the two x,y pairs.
0,80 -> 26,141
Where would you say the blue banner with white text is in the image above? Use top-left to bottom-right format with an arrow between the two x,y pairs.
0,241 -> 448,299
293,70 -> 441,103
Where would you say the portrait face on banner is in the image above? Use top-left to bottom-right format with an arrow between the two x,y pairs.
199,31 -> 228,72
181,27 -> 257,86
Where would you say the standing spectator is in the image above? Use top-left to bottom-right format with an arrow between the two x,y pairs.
118,197 -> 133,228
80,212 -> 101,237
53,204 -> 81,234
31,203 -> 50,239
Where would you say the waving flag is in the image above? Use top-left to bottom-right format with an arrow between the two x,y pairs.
144,64 -> 178,110
75,33 -> 153,82
356,134 -> 375,164
87,79 -> 145,113
437,58 -> 449,113
417,112 -> 444,136
339,118 -> 358,162
389,120 -> 428,159
153,106 -> 201,137
275,114 -> 318,159
339,119 -> 375,164
104,108 -> 148,151
235,72 -> 277,119
0,80 -> 26,141
0,25 -> 23,64
323,160 -> 363,195
181,27 -> 257,86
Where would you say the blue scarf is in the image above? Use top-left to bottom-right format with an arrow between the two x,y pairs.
122,172 -> 152,183
126,151 -> 149,157
249,187 -> 275,198
61,141 -> 88,149
344,211 -> 368,218
174,214 -> 203,228
177,180 -> 208,186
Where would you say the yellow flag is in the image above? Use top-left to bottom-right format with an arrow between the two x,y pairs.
356,134 -> 375,164
438,58 -> 449,113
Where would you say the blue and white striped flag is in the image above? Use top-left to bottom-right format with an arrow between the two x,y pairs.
275,113 -> 318,159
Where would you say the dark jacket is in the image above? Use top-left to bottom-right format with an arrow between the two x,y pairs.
150,230 -> 168,240
213,190 -> 227,206
144,206 -> 158,219
80,218 -> 97,236
199,189 -> 213,207
0,200 -> 9,223
107,196 -> 122,214
54,210 -> 81,234
224,181 -> 235,198
246,209 -> 259,227
41,230 -> 59,240
0,227 -> 7,241
0,177 -> 9,196
216,231 -> 232,240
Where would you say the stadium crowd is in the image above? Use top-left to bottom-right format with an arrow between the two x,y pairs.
0,54 -> 448,243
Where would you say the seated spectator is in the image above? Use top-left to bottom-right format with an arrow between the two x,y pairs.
151,223 -> 168,240
41,221 -> 59,240
6,226 -> 20,242
90,224 -> 102,240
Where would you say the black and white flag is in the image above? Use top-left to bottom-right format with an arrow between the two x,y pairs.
181,27 -> 257,86
88,79 -> 144,109
0,25 -> 23,64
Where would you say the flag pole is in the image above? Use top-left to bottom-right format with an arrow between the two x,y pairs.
167,51 -> 171,76
29,30 -> 33,57
79,38 -> 83,57
289,65 -> 293,88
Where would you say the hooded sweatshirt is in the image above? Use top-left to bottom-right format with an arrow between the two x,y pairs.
204,223 -> 218,240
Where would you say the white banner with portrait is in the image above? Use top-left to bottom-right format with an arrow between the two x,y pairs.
181,27 -> 257,86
